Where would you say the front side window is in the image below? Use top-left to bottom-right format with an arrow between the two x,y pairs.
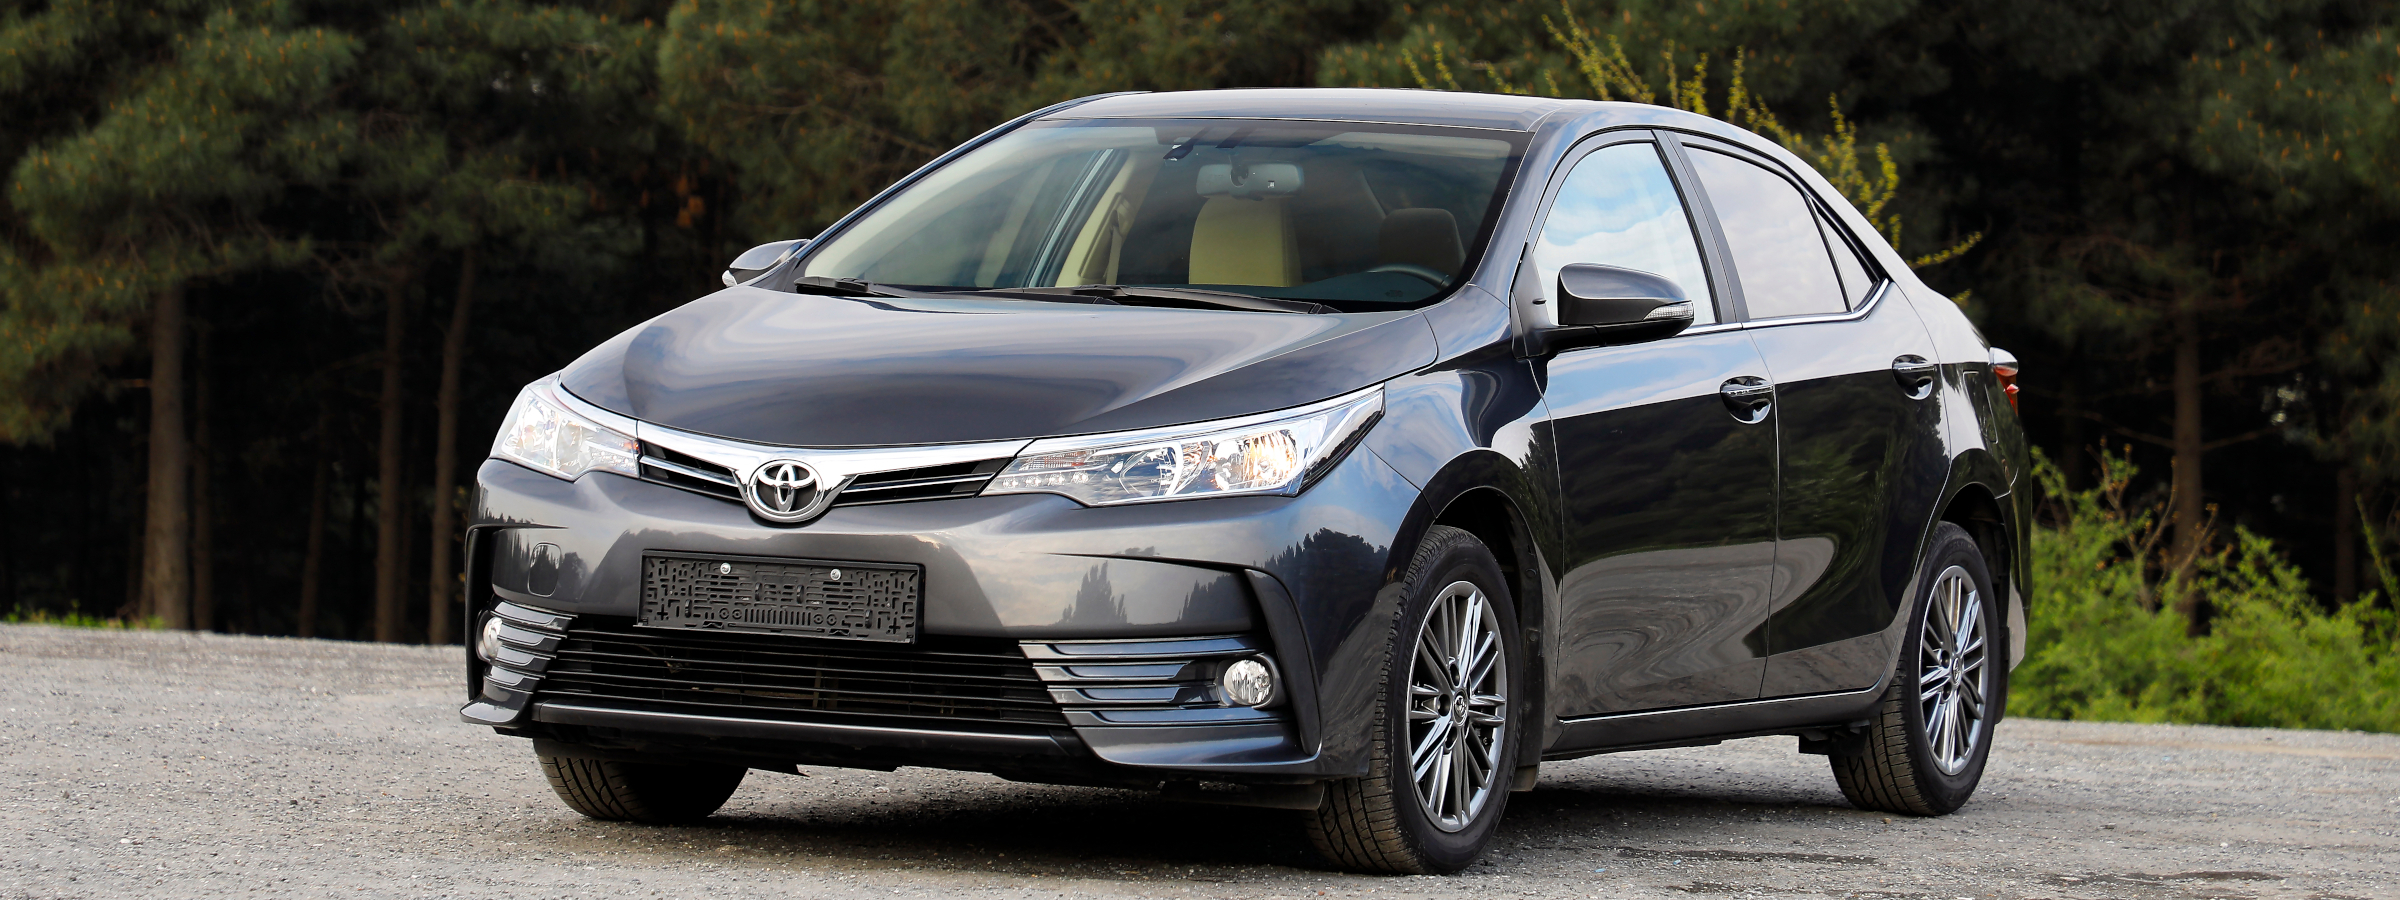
1530,141 -> 1716,326
800,119 -> 1527,310
1685,149 -> 1847,319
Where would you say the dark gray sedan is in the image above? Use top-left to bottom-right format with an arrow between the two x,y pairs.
462,88 -> 2031,874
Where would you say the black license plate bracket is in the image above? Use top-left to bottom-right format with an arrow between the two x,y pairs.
638,554 -> 920,643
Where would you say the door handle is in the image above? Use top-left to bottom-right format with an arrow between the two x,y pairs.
1892,356 -> 1938,399
1719,376 -> 1774,424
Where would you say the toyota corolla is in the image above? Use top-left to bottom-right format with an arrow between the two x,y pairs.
463,88 -> 2031,874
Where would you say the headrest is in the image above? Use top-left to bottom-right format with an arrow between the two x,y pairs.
1189,197 -> 1298,286
1196,163 -> 1304,199
1377,208 -> 1463,274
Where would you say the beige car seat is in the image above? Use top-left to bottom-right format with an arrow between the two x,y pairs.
1188,196 -> 1300,286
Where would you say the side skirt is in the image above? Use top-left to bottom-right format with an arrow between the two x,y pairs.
1541,679 -> 1888,759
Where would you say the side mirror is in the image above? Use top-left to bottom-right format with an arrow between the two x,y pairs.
722,239 -> 809,287
1535,263 -> 1694,352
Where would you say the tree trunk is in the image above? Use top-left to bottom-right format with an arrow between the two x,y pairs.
374,272 -> 411,643
2335,465 -> 2359,605
427,248 -> 476,646
297,405 -> 332,639
2169,301 -> 2206,631
190,322 -> 216,632
142,284 -> 191,629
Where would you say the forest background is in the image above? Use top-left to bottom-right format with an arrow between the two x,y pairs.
4,0 -> 2398,729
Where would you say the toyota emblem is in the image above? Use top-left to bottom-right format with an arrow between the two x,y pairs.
745,459 -> 824,522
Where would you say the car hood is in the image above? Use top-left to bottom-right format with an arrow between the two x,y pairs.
558,287 -> 1436,447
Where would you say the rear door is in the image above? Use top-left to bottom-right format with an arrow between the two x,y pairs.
1673,138 -> 1946,698
1535,133 -> 1780,716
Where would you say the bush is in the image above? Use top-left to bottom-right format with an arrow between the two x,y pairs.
2,605 -> 162,630
2014,451 -> 2400,731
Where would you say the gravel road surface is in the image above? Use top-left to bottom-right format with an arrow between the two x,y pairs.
3,625 -> 2395,900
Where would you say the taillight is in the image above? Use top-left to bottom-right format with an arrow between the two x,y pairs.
1989,349 -> 2020,414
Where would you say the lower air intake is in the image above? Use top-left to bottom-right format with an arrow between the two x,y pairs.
533,622 -> 1068,729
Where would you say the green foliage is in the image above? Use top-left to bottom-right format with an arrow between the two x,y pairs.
3,603 -> 163,630
1321,2 -> 1978,274
0,1 -> 664,442
2016,448 -> 2400,731
2182,27 -> 2400,484
660,0 -> 1368,240
0,3 -> 351,440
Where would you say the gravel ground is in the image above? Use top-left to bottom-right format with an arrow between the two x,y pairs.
2,625 -> 2395,900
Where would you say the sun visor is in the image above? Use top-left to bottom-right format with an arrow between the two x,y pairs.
1196,163 -> 1304,199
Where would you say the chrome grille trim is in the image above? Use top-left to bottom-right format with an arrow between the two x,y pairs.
542,380 -> 1033,515
641,454 -> 739,488
839,471 -> 994,495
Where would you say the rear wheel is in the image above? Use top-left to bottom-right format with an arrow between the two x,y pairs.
539,754 -> 747,825
1830,522 -> 2005,815
1308,525 -> 1521,874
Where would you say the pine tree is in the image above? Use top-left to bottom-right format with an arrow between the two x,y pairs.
3,3 -> 360,626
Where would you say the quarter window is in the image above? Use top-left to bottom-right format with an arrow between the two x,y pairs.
1531,142 -> 1715,326
1686,149 -> 1846,319
1821,211 -> 1879,310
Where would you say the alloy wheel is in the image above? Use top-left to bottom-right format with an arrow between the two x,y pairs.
1918,564 -> 1990,775
1406,580 -> 1509,832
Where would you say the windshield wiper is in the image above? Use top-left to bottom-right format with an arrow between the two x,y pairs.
998,285 -> 1330,314
791,275 -> 907,298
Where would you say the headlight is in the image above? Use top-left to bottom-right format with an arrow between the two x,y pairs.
985,387 -> 1382,506
490,382 -> 640,482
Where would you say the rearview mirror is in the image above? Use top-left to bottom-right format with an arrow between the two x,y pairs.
722,239 -> 809,287
1534,263 -> 1694,352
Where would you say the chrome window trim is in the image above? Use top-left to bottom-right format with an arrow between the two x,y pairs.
1674,321 -> 1746,337
1736,279 -> 1893,330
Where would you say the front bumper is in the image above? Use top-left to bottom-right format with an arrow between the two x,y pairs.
460,442 -> 1419,782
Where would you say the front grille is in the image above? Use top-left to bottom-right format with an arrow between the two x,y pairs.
637,443 -> 1009,512
831,459 -> 1010,507
639,443 -> 741,501
535,621 -> 1066,729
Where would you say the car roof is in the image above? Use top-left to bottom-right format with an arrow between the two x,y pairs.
1047,88 -> 1578,131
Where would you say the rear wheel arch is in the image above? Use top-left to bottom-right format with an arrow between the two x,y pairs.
1933,454 -> 2023,668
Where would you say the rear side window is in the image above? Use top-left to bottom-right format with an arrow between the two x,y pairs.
1531,142 -> 1715,325
1686,149 -> 1845,319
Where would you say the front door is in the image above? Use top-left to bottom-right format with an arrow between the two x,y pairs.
1534,136 -> 1780,717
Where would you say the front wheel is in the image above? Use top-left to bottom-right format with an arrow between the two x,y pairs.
539,754 -> 747,825
1308,525 -> 1521,874
1830,521 -> 2006,815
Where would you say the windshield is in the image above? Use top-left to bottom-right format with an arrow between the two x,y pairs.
799,118 -> 1527,310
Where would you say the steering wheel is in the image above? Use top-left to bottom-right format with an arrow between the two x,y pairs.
1364,263 -> 1452,287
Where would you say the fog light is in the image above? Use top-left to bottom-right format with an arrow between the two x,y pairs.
476,615 -> 507,662
1221,657 -> 1277,707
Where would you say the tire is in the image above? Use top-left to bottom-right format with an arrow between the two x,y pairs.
1308,525 -> 1522,874
539,753 -> 747,825
1830,521 -> 2007,816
